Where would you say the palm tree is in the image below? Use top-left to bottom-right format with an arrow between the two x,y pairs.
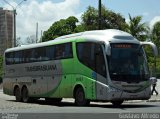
151,21 -> 160,44
127,14 -> 149,41
150,21 -> 160,77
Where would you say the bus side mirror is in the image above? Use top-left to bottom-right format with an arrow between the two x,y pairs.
140,42 -> 158,57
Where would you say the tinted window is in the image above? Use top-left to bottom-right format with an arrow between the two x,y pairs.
77,42 -> 106,77
46,45 -> 55,60
77,43 -> 93,69
6,52 -> 14,65
24,49 -> 32,63
31,47 -> 46,61
55,43 -> 73,60
14,51 -> 23,64
5,42 -> 73,65
108,43 -> 149,82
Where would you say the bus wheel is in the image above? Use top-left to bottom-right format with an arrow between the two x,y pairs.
74,87 -> 90,106
22,86 -> 30,103
111,100 -> 124,107
14,87 -> 22,102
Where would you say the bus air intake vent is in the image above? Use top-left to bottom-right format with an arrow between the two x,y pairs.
113,35 -> 134,40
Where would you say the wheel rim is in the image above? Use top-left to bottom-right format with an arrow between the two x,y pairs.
75,88 -> 87,106
77,91 -> 84,103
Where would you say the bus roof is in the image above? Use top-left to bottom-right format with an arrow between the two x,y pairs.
5,29 -> 139,53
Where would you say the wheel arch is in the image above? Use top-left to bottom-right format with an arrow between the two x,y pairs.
13,85 -> 20,96
21,85 -> 28,93
73,84 -> 85,98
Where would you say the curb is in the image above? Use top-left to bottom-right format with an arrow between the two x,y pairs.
147,97 -> 160,102
147,100 -> 160,102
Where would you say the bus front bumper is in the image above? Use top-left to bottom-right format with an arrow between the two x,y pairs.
107,87 -> 151,101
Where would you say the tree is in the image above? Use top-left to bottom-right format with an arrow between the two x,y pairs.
66,16 -> 79,32
41,6 -> 128,42
151,21 -> 160,47
42,16 -> 79,42
81,6 -> 98,30
81,5 -> 127,31
127,14 -> 149,41
74,25 -> 85,33
102,7 -> 127,30
150,21 -> 160,77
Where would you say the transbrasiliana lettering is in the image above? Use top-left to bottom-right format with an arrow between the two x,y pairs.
25,65 -> 57,72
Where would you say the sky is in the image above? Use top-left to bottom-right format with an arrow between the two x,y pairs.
0,0 -> 160,43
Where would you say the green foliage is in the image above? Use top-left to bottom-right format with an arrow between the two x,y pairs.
142,21 -> 160,77
150,22 -> 160,77
104,8 -> 127,30
42,16 -> 79,42
151,22 -> 160,53
156,57 -> 160,78
74,25 -> 85,33
41,4 -> 160,78
126,14 -> 149,41
81,5 -> 127,31
42,5 -> 128,41
81,6 -> 98,30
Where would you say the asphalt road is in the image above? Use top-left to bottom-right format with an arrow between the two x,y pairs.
0,89 -> 160,119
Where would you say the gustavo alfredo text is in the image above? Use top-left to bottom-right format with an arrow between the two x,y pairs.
119,113 -> 159,119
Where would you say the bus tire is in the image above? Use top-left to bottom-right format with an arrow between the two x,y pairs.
14,86 -> 22,102
74,87 -> 90,106
111,100 -> 124,107
22,86 -> 30,103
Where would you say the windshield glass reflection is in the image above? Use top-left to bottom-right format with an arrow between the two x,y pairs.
108,43 -> 149,82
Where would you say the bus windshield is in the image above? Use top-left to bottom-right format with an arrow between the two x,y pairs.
108,43 -> 150,83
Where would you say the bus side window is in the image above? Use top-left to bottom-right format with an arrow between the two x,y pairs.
46,45 -> 55,60
54,43 -> 73,60
77,42 -> 96,72
14,51 -> 22,64
6,52 -> 14,65
35,47 -> 46,61
77,42 -> 106,78
64,43 -> 73,58
24,50 -> 32,63
55,44 -> 64,59
30,49 -> 36,62
5,53 -> 9,65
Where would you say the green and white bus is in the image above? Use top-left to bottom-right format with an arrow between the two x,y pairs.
3,29 -> 158,106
